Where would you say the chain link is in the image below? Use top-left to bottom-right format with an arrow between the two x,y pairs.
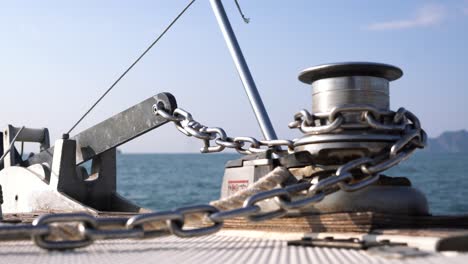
153,104 -> 294,155
289,105 -> 414,133
0,132 -> 421,251
0,130 -> 422,251
0,103 -> 427,250
289,105 -> 426,175
31,213 -> 98,250
0,162 -> 385,250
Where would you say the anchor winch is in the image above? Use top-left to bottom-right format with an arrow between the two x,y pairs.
292,62 -> 422,165
0,0 -> 439,252
221,62 -> 428,215
0,62 -> 428,218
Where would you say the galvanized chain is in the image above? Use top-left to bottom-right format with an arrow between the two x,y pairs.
289,105 -> 427,175
0,122 -> 425,251
154,103 -> 425,158
0,163 -> 382,251
0,104 -> 426,250
0,163 -> 413,250
288,105 -> 418,134
153,104 -> 295,155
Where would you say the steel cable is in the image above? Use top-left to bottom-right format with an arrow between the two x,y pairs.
67,0 -> 197,135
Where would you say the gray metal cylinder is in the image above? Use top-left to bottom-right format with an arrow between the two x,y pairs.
299,62 -> 402,113
294,62 -> 405,164
311,76 -> 389,113
293,62 -> 429,215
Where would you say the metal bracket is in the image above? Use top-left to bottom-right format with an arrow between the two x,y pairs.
288,237 -> 431,258
288,237 -> 406,250
0,92 -> 177,213
51,138 -> 139,212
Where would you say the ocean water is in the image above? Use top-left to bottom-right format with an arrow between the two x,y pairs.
116,152 -> 468,215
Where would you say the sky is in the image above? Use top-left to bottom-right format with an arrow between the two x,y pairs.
0,0 -> 467,153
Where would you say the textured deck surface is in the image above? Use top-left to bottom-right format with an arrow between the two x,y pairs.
0,232 -> 467,264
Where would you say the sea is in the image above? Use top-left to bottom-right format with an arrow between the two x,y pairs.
116,152 -> 468,215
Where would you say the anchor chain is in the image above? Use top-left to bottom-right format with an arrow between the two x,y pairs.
288,105 -> 424,136
288,105 -> 427,176
0,104 -> 426,250
0,164 -> 382,251
154,103 -> 426,159
0,124 -> 425,251
153,104 -> 295,154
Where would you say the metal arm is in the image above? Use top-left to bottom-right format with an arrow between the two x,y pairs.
25,92 -> 177,167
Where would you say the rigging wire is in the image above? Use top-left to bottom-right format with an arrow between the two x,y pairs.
0,126 -> 25,164
234,0 -> 250,23
66,0 -> 197,135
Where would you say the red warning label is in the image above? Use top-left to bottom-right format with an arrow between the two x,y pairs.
227,180 -> 249,196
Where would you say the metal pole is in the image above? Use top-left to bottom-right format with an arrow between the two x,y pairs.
209,0 -> 278,140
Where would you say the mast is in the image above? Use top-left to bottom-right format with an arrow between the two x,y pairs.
209,0 -> 278,141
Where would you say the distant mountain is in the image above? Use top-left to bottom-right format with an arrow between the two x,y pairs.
426,130 -> 468,153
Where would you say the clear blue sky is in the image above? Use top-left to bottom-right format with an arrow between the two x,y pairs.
1,0 -> 467,153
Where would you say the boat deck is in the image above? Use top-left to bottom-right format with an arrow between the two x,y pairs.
1,230 -> 467,264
